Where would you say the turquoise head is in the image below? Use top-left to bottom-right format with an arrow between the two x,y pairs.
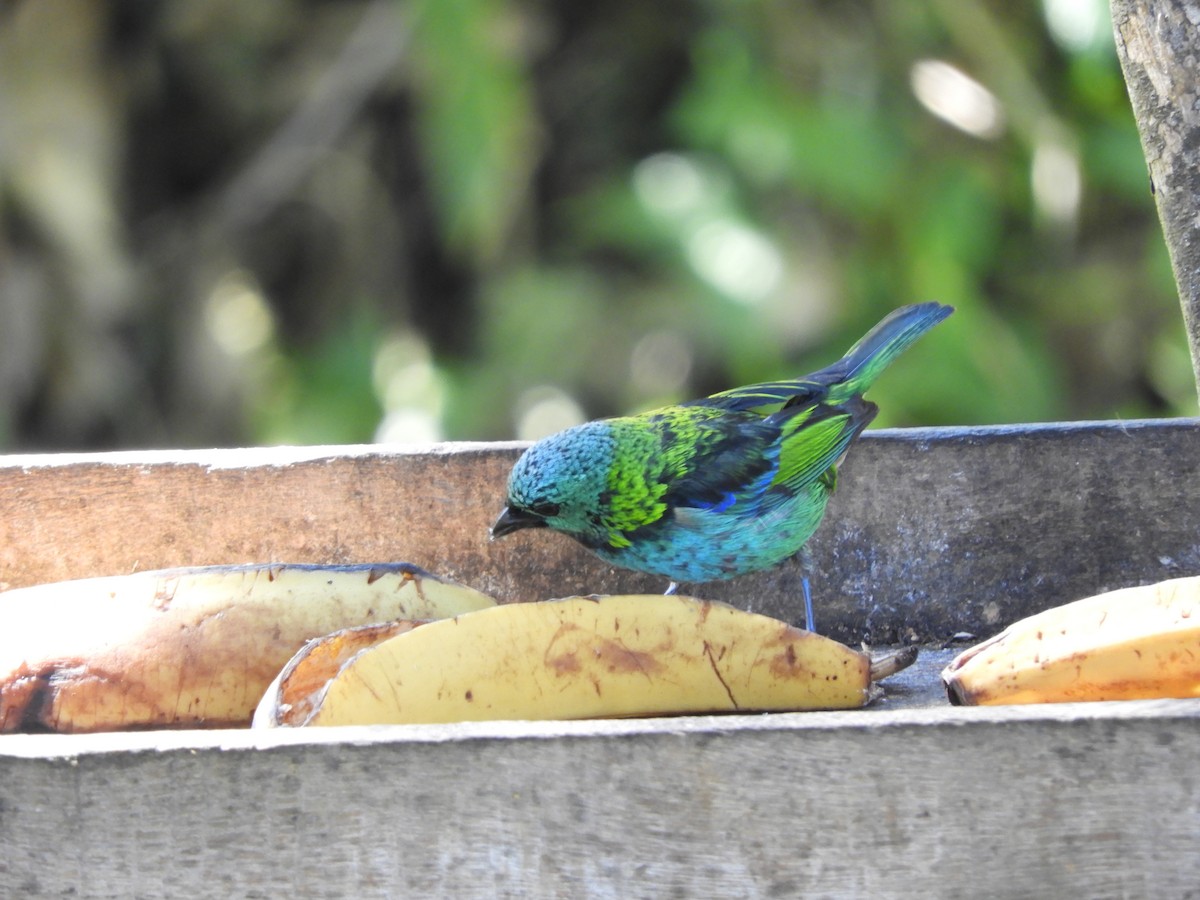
491,421 -> 617,550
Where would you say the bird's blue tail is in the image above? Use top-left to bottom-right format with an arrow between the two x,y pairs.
690,302 -> 953,412
821,301 -> 953,402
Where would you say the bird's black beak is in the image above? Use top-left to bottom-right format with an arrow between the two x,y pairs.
490,506 -> 546,541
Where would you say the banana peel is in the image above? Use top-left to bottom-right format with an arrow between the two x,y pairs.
252,619 -> 423,729
255,594 -> 919,727
942,575 -> 1200,705
0,563 -> 496,733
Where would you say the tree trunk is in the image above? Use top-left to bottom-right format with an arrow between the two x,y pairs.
1112,0 -> 1200,401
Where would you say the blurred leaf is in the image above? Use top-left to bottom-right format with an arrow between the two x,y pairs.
673,27 -> 903,214
408,0 -> 538,262
1083,121 -> 1154,200
254,313 -> 383,446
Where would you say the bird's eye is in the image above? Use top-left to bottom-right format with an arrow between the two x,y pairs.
529,501 -> 560,517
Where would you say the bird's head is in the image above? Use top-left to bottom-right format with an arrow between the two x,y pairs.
491,422 -> 616,549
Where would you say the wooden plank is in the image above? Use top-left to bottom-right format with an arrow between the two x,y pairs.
3,420 -> 1198,642
1,702 -> 1198,898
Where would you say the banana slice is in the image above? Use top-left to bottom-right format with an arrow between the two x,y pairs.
259,594 -> 917,727
0,563 -> 495,732
942,575 -> 1200,705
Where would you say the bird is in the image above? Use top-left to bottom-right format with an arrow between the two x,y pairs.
490,302 -> 953,631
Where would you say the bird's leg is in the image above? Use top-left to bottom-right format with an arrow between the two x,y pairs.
664,581 -> 679,596
801,574 -> 816,633
796,545 -> 816,633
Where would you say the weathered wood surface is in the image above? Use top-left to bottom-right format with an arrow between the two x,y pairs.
2,701 -> 1198,898
3,419 -> 1199,643
1113,0 -> 1200,393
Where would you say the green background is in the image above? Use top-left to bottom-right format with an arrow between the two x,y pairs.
0,0 -> 1189,451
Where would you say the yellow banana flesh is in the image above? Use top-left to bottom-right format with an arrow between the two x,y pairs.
0,563 -> 495,732
942,575 -> 1200,705
283,594 -> 881,727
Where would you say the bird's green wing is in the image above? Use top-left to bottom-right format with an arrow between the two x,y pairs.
767,397 -> 877,495
604,398 -> 874,546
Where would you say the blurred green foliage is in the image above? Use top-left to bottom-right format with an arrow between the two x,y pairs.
0,0 -> 1191,451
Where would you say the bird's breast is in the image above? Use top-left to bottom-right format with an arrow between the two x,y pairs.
594,487 -> 831,583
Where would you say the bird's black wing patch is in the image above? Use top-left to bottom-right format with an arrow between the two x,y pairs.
654,412 -> 782,513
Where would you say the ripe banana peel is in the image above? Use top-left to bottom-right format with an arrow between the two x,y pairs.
256,594 -> 919,727
942,575 -> 1200,705
252,619 -> 422,729
0,563 -> 496,733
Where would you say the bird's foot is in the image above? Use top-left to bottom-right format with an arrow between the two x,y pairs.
664,581 -> 679,596
802,575 -> 816,633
